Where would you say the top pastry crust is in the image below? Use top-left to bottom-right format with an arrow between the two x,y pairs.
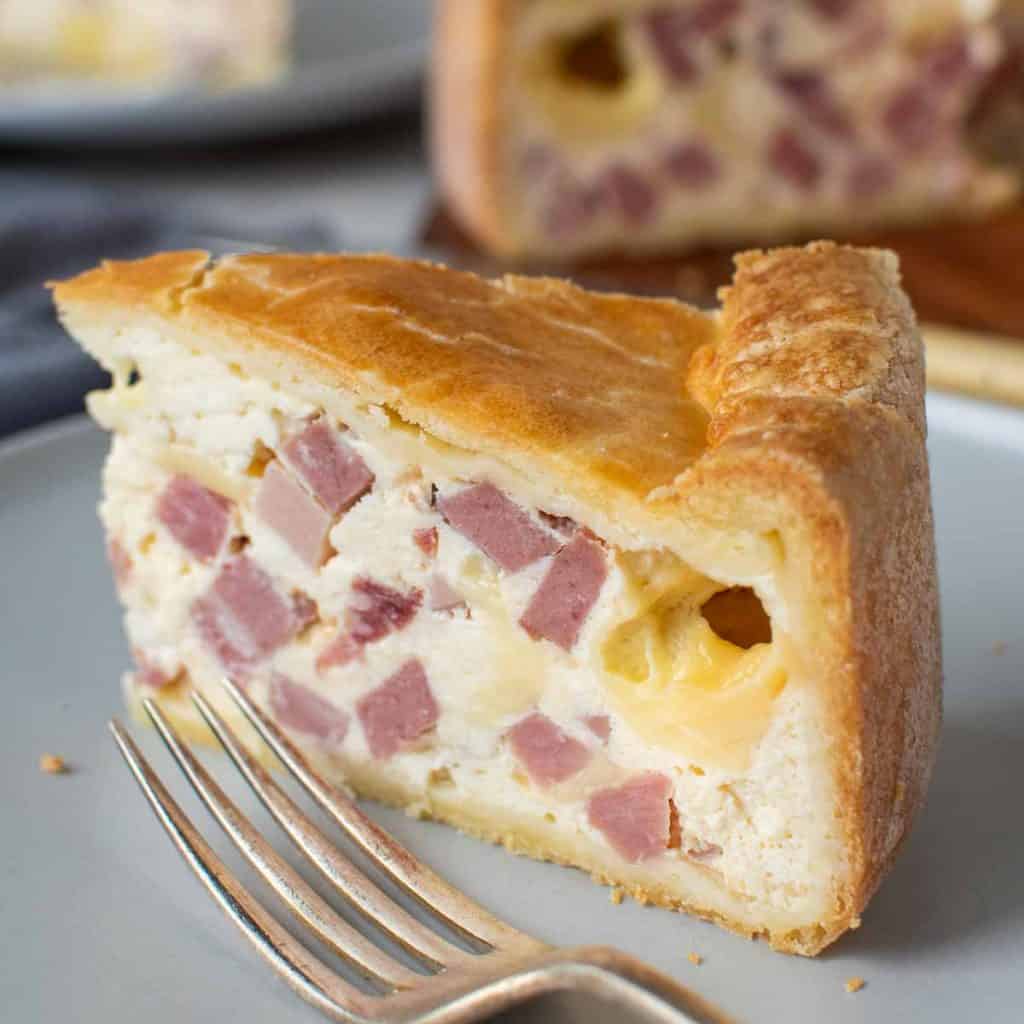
52,241 -> 941,954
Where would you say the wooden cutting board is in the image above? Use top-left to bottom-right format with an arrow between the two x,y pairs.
422,203 -> 1024,407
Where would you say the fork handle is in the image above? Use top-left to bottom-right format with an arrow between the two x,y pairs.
537,946 -> 734,1024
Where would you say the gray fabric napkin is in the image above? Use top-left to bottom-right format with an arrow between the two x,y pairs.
0,175 -> 336,439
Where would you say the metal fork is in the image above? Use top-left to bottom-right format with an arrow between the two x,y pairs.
109,678 -> 730,1024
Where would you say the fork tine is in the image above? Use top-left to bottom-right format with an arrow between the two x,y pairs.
141,697 -> 422,991
221,677 -> 537,953
108,719 -> 371,1024
191,688 -> 472,970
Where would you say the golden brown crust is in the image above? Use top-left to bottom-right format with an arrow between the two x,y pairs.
54,240 -> 940,955
682,241 -> 941,951
430,1 -> 513,255
54,250 -> 715,505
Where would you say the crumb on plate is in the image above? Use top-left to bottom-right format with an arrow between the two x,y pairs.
39,754 -> 68,774
845,976 -> 865,993
610,886 -> 625,905
688,952 -> 703,966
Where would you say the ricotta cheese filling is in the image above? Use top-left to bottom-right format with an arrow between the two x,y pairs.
90,325 -> 844,930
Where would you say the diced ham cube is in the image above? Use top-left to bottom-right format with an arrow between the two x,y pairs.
883,83 -> 940,151
255,460 -> 334,567
348,578 -> 423,644
357,659 -> 440,759
156,475 -> 232,562
281,419 -> 374,517
663,141 -> 720,189
506,713 -> 591,786
583,714 -> 611,743
269,673 -> 349,744
924,32 -> 973,88
807,0 -> 859,20
519,534 -> 608,651
597,164 -> 657,224
644,9 -> 699,83
768,129 -> 823,190
107,536 -> 132,590
774,71 -> 852,140
688,0 -> 742,36
846,154 -> 894,198
644,1 -> 740,82
437,483 -> 558,572
428,574 -> 466,613
192,554 -> 302,675
587,773 -> 674,863
543,178 -> 599,240
413,527 -> 438,557
317,577 -> 422,670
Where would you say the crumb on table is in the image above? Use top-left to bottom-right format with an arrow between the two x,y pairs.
688,952 -> 703,966
39,754 -> 68,775
609,886 -> 625,905
845,976 -> 866,994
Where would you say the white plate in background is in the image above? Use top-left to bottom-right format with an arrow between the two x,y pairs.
0,0 -> 428,146
2,394 -> 1023,1022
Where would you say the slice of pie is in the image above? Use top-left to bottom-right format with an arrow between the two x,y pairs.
0,0 -> 290,89
431,0 -> 1021,259
52,242 -> 941,955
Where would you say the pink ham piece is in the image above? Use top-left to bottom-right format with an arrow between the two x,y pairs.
428,574 -> 466,613
774,72 -> 852,140
269,674 -> 349,744
281,419 -> 374,516
413,527 -> 438,557
255,460 -> 334,567
644,1 -> 741,82
544,178 -> 599,240
192,554 -> 302,675
597,164 -> 657,224
437,483 -> 558,572
156,475 -> 232,562
587,773 -> 674,863
106,536 -> 133,590
846,154 -> 894,198
663,141 -> 719,189
317,577 -> 423,670
768,129 -> 823,190
357,659 -> 440,759
519,534 -> 607,651
883,83 -> 940,151
583,714 -> 611,743
807,0 -> 859,19
507,713 -> 591,786
688,0 -> 742,36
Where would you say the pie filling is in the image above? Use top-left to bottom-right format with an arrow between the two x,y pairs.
90,329 -> 842,928
509,0 -> 1014,248
0,1 -> 289,85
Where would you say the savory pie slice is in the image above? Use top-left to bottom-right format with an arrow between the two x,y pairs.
432,0 -> 1021,259
0,0 -> 290,88
52,242 -> 941,956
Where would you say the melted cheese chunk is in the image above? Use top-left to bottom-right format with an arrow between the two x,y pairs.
601,551 -> 788,772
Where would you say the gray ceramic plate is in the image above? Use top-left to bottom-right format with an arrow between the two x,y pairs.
3,396 -> 1024,1022
0,0 -> 428,146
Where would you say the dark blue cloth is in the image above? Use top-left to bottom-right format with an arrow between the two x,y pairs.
0,175 -> 335,438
